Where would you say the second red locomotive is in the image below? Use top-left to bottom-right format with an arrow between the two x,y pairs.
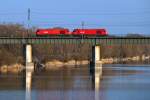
72,29 -> 107,36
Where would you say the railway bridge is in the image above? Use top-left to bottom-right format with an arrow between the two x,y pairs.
1,37 -> 150,70
1,37 -> 150,63
1,36 -> 150,98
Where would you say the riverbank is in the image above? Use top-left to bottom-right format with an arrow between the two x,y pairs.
0,55 -> 150,73
102,55 -> 150,64
0,64 -> 23,74
0,60 -> 89,73
45,60 -> 89,70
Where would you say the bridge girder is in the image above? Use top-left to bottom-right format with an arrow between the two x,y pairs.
0,37 -> 150,45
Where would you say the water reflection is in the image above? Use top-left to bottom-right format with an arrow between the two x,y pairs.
26,90 -> 31,100
94,75 -> 100,100
25,72 -> 32,100
0,64 -> 150,100
91,64 -> 103,100
25,70 -> 32,100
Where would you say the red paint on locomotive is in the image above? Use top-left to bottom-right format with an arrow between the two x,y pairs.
36,28 -> 108,36
72,29 -> 107,35
36,28 -> 70,35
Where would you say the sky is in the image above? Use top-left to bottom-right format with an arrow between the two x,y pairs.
0,0 -> 150,35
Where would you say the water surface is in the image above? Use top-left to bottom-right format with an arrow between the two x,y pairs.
0,64 -> 150,100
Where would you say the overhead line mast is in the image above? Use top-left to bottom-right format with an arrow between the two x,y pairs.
82,21 -> 85,29
27,8 -> 31,37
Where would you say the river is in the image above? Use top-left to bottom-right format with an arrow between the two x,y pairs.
0,64 -> 150,100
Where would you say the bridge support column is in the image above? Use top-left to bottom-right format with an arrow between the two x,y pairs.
25,44 -> 34,100
91,46 -> 102,89
90,46 -> 102,100
25,44 -> 34,72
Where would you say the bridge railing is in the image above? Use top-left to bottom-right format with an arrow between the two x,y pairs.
0,37 -> 150,45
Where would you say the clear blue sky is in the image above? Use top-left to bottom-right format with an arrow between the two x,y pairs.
0,0 -> 150,35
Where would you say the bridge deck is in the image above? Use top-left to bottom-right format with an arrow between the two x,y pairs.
0,37 -> 150,45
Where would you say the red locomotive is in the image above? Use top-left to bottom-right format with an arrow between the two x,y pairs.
36,28 -> 70,36
36,28 -> 108,36
72,29 -> 107,36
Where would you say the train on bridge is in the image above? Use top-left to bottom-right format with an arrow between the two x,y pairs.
36,28 -> 108,36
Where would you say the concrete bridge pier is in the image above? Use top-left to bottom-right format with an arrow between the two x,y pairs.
25,44 -> 34,72
90,46 -> 102,89
25,44 -> 34,100
90,46 -> 102,100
